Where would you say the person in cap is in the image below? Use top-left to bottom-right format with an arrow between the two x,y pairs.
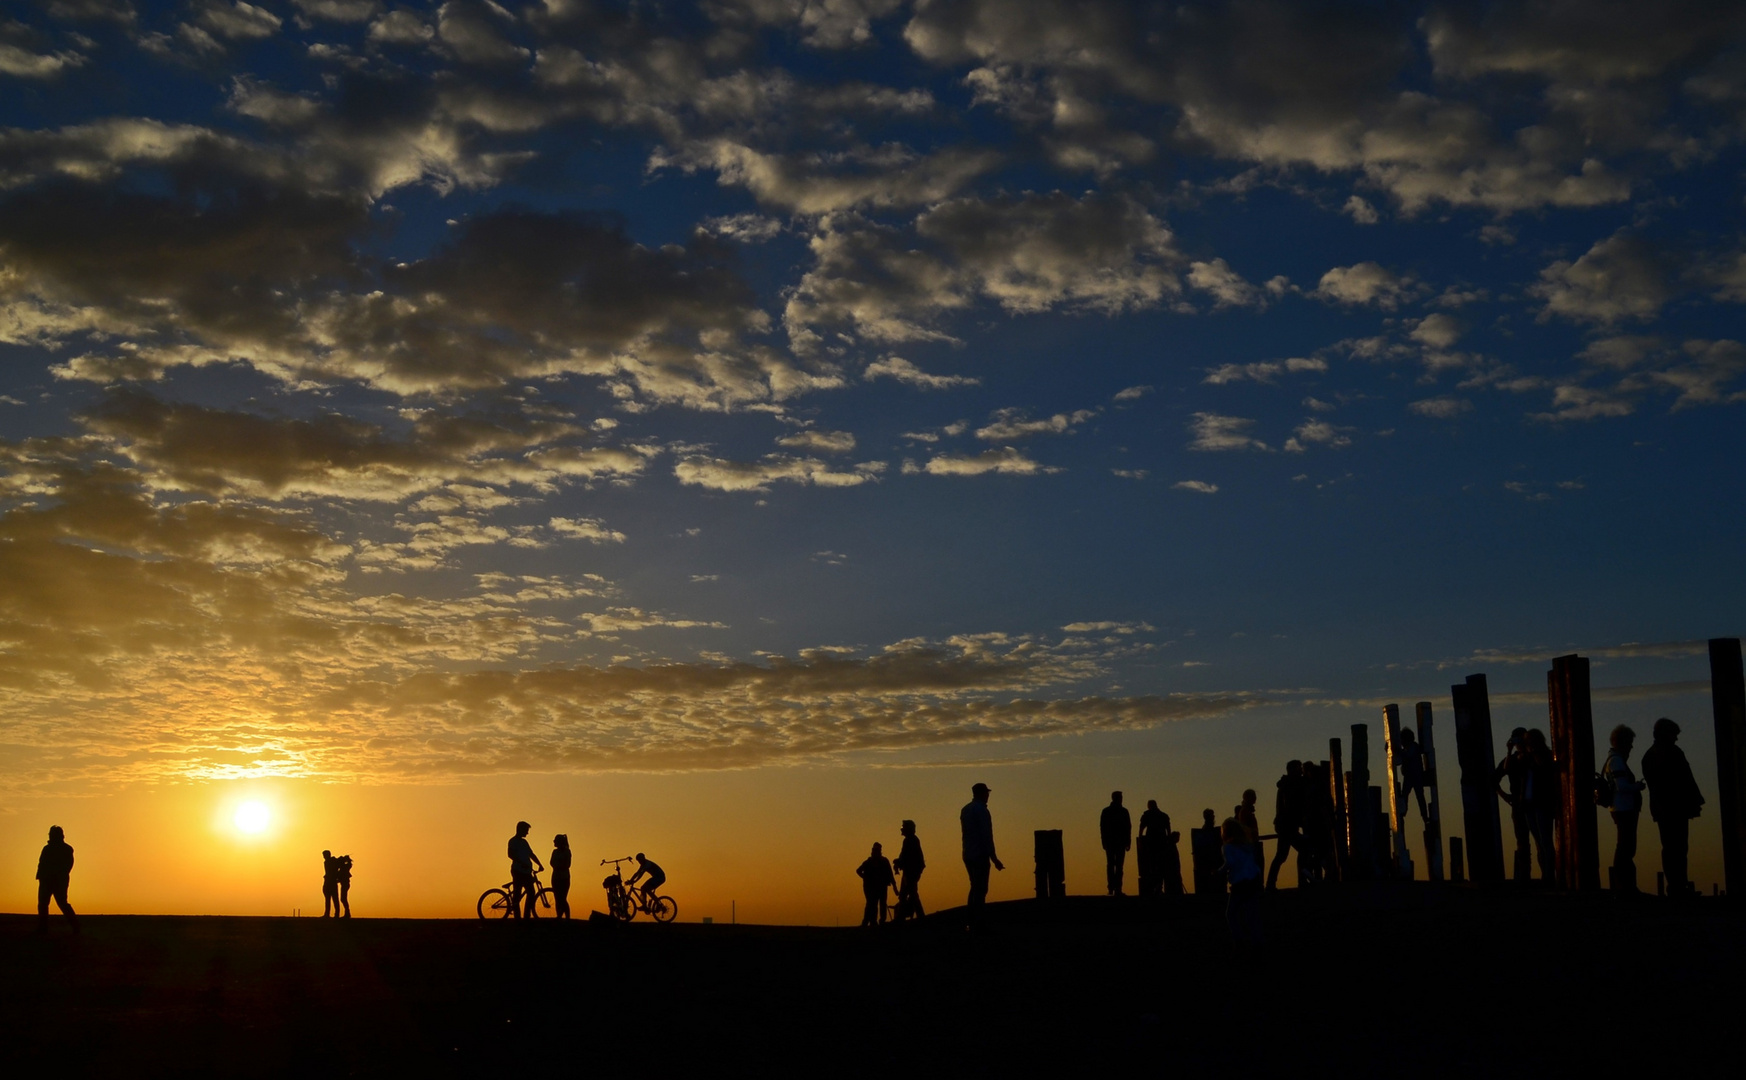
959,783 -> 1003,918
893,820 -> 926,921
1494,728 -> 1532,880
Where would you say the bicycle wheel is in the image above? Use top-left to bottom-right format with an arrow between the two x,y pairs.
477,888 -> 512,920
650,895 -> 678,923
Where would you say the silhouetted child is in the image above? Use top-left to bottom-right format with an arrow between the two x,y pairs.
893,820 -> 925,921
1395,727 -> 1428,825
551,835 -> 573,919
857,842 -> 895,926
1222,817 -> 1262,944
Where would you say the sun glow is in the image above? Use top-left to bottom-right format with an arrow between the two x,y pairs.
234,801 -> 271,835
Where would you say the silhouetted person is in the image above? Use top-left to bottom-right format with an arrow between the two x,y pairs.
1137,799 -> 1167,896
1266,761 -> 1304,891
1222,817 -> 1262,944
857,842 -> 896,926
337,854 -> 353,918
960,782 -> 1004,918
629,852 -> 665,905
1495,728 -> 1532,877
321,850 -> 340,917
1603,725 -> 1647,893
1524,729 -> 1558,880
508,821 -> 545,918
1237,790 -> 1262,868
1100,791 -> 1132,896
36,825 -> 78,934
551,834 -> 573,919
1395,727 -> 1428,825
894,820 -> 925,921
1641,717 -> 1705,897
1144,803 -> 1185,896
1191,809 -> 1225,898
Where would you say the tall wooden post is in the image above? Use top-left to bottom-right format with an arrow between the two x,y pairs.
1450,836 -> 1465,884
1450,674 -> 1505,883
1417,701 -> 1445,882
1329,737 -> 1348,881
1382,704 -> 1413,879
1710,638 -> 1746,898
1346,724 -> 1374,879
1547,654 -> 1601,891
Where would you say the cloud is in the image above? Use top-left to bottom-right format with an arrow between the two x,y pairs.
674,453 -> 886,491
1531,232 -> 1670,324
864,356 -> 980,389
1112,385 -> 1152,401
974,408 -> 1096,440
0,43 -> 87,79
1408,396 -> 1473,419
1283,418 -> 1352,452
1186,258 -> 1286,309
918,447 -> 1059,476
776,428 -> 858,454
1409,313 -> 1465,349
1312,262 -> 1417,309
1203,357 -> 1327,384
548,517 -> 628,544
1188,412 -> 1268,452
1173,480 -> 1219,494
1343,195 -> 1379,224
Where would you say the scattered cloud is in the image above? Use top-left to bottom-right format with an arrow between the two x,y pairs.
1173,480 -> 1219,494
1188,412 -> 1268,452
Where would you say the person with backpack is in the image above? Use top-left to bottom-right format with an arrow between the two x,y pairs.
856,842 -> 895,926
1601,724 -> 1647,892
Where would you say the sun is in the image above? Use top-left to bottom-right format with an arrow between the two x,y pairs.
234,801 -> 271,835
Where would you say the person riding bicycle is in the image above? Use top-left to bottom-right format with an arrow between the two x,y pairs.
507,820 -> 545,918
627,852 -> 665,904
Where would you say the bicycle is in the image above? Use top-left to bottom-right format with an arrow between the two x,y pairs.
477,871 -> 554,919
600,856 -> 678,923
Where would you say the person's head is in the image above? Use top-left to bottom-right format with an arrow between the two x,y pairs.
871,842 -> 883,855
1110,790 -> 1123,805
48,825 -> 63,842
1653,717 -> 1680,742
1508,727 -> 1527,751
635,852 -> 647,864
1609,725 -> 1636,752
1147,799 -> 1159,811
1220,817 -> 1243,844
516,820 -> 530,837
900,819 -> 915,836
322,849 -> 331,858
1242,788 -> 1256,806
554,833 -> 569,850
1202,808 -> 1216,825
1526,729 -> 1549,753
1286,760 -> 1302,777
972,782 -> 991,803
1400,727 -> 1417,745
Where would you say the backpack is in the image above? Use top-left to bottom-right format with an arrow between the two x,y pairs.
1592,770 -> 1616,808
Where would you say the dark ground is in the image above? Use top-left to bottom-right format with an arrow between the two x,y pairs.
4,885 -> 1741,1076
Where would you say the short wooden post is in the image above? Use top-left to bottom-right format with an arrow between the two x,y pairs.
1451,674 -> 1505,882
1329,737 -> 1348,881
1710,638 -> 1746,898
1346,724 -> 1374,879
1417,701 -> 1445,882
1033,829 -> 1065,899
1382,704 -> 1413,879
1548,654 -> 1601,891
1450,836 -> 1465,883
1190,820 -> 1225,899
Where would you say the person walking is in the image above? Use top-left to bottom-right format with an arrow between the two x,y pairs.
1100,791 -> 1132,896
1602,726 -> 1647,893
1495,728 -> 1533,880
857,842 -> 896,926
507,821 -> 545,918
893,820 -> 925,921
1221,817 -> 1262,944
550,834 -> 573,919
960,783 -> 1004,920
1524,730 -> 1558,881
1641,718 -> 1705,897
1266,762 -> 1304,891
36,825 -> 79,934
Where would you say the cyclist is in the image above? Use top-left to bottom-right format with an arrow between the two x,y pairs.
627,852 -> 665,906
507,821 -> 545,918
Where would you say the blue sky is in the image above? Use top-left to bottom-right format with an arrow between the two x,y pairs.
0,1 -> 1742,909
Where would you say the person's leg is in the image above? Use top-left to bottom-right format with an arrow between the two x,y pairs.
38,880 -> 51,932
862,893 -> 877,926
1531,810 -> 1557,879
911,869 -> 924,917
1511,806 -> 1532,879
1266,830 -> 1293,890
51,885 -> 78,931
1413,784 -> 1428,822
1665,816 -> 1690,895
340,881 -> 351,917
965,858 -> 989,912
1615,811 -> 1639,891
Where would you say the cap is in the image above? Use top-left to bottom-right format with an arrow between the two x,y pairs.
971,782 -> 991,794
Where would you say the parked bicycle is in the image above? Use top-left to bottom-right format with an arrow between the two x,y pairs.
477,871 -> 554,919
601,856 -> 677,922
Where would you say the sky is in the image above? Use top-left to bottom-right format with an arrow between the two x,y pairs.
1,0 -> 1743,922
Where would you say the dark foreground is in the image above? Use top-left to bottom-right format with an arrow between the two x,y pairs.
4,886 -> 1741,1075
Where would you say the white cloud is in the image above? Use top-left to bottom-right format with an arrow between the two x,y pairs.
674,454 -> 886,492
1187,412 -> 1268,452
1283,419 -> 1352,453
864,356 -> 980,389
1344,195 -> 1379,224
974,408 -> 1096,440
1312,262 -> 1417,309
920,447 -> 1059,476
548,517 -> 628,544
1408,396 -> 1473,418
776,428 -> 857,453
1173,480 -> 1219,494
1112,384 -> 1153,401
1531,232 -> 1669,325
1203,357 -> 1327,384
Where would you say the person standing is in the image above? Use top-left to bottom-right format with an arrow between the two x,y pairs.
1190,809 -> 1225,899
1602,726 -> 1647,893
857,842 -> 896,926
550,834 -> 573,919
1100,791 -> 1132,896
36,825 -> 78,934
1266,762 -> 1304,891
1137,799 -> 1168,897
1641,718 -> 1705,897
893,820 -> 925,921
337,854 -> 353,918
321,850 -> 340,918
507,821 -> 544,918
1494,728 -> 1532,879
960,782 -> 1004,919
1524,730 -> 1558,881
1237,790 -> 1263,869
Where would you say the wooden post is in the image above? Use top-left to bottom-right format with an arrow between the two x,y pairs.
1370,786 -> 1391,878
1547,654 -> 1601,891
1329,737 -> 1348,881
1450,836 -> 1465,883
1346,724 -> 1374,879
1417,701 -> 1445,882
1033,829 -> 1065,899
1382,704 -> 1413,879
1711,638 -> 1746,898
1450,674 -> 1505,882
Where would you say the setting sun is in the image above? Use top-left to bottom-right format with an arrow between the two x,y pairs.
233,802 -> 271,835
